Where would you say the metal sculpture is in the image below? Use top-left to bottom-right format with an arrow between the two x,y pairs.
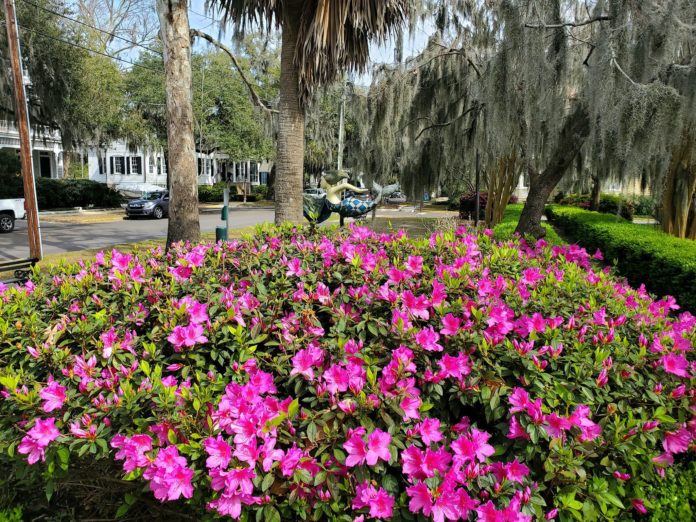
304,171 -> 398,225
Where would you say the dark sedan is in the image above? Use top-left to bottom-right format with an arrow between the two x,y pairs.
125,191 -> 169,219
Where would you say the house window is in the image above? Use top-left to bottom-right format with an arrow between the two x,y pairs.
112,156 -> 125,175
157,157 -> 166,176
98,153 -> 106,175
130,156 -> 142,175
148,156 -> 155,174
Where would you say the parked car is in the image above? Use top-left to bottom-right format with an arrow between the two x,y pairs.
385,192 -> 407,204
304,187 -> 326,198
0,198 -> 26,233
125,191 -> 169,219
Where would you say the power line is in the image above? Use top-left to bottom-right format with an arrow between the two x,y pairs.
18,24 -> 164,72
18,0 -> 162,56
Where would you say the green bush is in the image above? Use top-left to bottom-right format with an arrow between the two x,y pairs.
555,193 -> 635,221
198,183 -> 226,203
546,205 -> 696,311
0,172 -> 123,210
646,460 -> 696,521
632,195 -> 658,217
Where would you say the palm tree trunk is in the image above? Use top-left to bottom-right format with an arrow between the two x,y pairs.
157,0 -> 200,246
275,4 -> 305,225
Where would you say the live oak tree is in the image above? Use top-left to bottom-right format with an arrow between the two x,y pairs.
207,0 -> 410,225
156,0 -> 199,245
361,0 -> 696,238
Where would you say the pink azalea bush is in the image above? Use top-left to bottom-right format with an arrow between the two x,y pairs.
0,224 -> 694,521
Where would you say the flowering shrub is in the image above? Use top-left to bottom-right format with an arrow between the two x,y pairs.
0,225 -> 694,521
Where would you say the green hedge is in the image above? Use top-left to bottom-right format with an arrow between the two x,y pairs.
553,193 -> 635,221
646,461 -> 696,521
546,205 -> 696,311
198,183 -> 265,203
0,173 -> 123,210
493,204 -> 564,245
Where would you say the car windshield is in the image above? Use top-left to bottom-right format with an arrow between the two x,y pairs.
142,192 -> 163,201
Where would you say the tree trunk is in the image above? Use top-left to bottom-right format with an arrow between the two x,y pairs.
484,154 -> 517,228
267,164 -> 276,201
157,0 -> 200,246
590,175 -> 601,211
274,4 -> 305,225
660,134 -> 696,239
516,104 -> 590,238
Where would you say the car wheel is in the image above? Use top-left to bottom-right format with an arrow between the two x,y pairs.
0,214 -> 14,233
153,206 -> 164,219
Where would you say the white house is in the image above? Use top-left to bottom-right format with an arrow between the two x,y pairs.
0,120 -> 64,178
0,119 -> 272,190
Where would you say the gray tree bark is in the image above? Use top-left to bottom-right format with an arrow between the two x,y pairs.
274,3 -> 305,225
515,104 -> 590,238
157,0 -> 200,246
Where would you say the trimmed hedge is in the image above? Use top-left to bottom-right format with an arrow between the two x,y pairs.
0,173 -> 123,210
198,183 -> 264,203
553,193 -> 635,221
493,204 -> 564,245
546,205 -> 696,312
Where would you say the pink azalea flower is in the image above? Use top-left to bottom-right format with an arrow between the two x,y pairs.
504,459 -> 530,483
544,413 -> 573,439
402,291 -> 431,320
290,345 -> 324,380
632,499 -> 648,515
352,482 -> 394,519
660,354 -> 689,377
39,376 -> 66,412
323,364 -> 350,395
508,388 -> 531,413
204,435 -> 232,469
344,428 -> 368,467
507,415 -> 530,440
414,327 -> 443,352
663,427 -> 691,454
452,428 -> 495,464
112,433 -> 153,472
613,471 -> 631,481
18,418 -> 60,464
405,255 -> 423,275
400,394 -> 422,421
440,314 -> 461,336
366,429 -> 392,466
167,323 -> 208,350
415,418 -> 443,445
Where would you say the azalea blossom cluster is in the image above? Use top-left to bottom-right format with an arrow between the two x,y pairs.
0,224 -> 694,520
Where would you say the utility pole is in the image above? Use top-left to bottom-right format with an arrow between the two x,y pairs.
474,149 -> 480,227
337,76 -> 348,171
4,0 -> 42,259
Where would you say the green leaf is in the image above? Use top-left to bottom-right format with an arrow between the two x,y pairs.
264,506 -> 281,522
307,422 -> 318,442
288,398 -> 300,419
261,473 -> 275,492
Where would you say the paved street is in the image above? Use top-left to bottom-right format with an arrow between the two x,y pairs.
0,209 -> 274,260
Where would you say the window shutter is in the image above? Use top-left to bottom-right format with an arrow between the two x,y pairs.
110,156 -> 114,175
136,157 -> 142,175
126,157 -> 131,175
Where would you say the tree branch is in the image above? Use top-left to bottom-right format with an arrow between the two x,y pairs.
414,103 -> 484,141
525,16 -> 610,29
190,29 -> 278,115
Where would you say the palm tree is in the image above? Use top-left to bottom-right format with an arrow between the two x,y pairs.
208,0 -> 409,225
